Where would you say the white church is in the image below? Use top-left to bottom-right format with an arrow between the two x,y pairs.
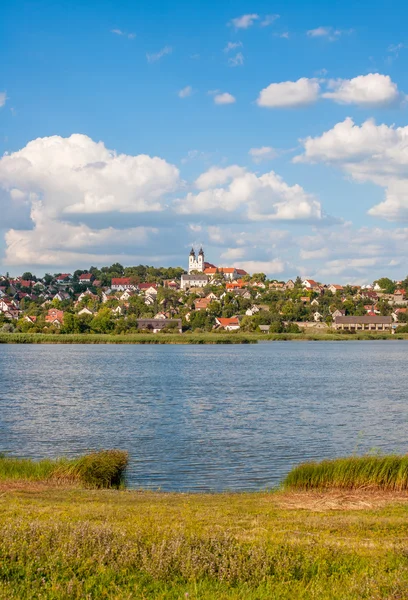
188,247 -> 205,273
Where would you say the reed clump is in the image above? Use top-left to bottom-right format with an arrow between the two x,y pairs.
0,450 -> 128,489
284,455 -> 408,491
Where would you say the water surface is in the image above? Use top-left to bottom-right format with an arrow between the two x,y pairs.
0,341 -> 407,491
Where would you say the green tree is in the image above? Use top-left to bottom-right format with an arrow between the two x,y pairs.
375,278 -> 396,294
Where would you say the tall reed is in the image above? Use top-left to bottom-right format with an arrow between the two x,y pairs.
284,455 -> 408,491
0,450 -> 128,488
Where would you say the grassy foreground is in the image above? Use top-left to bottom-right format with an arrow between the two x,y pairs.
284,456 -> 408,491
0,484 -> 408,599
1,454 -> 408,598
1,331 -> 408,344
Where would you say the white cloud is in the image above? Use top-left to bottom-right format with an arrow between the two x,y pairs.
261,14 -> 280,27
224,41 -> 242,52
298,224 -> 408,281
220,247 -> 246,260
229,14 -> 259,29
322,73 -> 403,107
146,46 -> 172,63
249,147 -> 278,163
111,29 -> 136,39
214,92 -> 236,105
257,78 -> 320,108
4,202 -> 158,266
0,92 -> 6,108
295,117 -> 408,221
178,85 -> 193,98
195,166 -> 246,190
228,52 -> 244,67
239,259 -> 286,274
306,26 -> 351,41
176,166 -> 322,222
0,134 -> 180,217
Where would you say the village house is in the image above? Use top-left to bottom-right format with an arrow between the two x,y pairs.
285,279 -> 295,290
45,308 -> 65,327
53,291 -> 70,302
180,273 -> 209,291
214,317 -> 240,331
269,281 -> 285,290
333,315 -> 393,331
111,278 -> 138,291
24,315 -> 37,324
144,294 -> 156,306
138,283 -> 158,296
331,309 -> 346,318
137,318 -> 182,333
245,305 -> 260,316
78,273 -> 94,284
302,279 -> 319,290
328,284 -> 344,294
194,298 -> 211,311
77,307 -> 94,316
0,298 -> 20,319
163,279 -> 179,289
120,290 -> 137,301
56,274 -> 72,285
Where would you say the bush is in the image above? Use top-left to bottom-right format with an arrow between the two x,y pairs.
0,450 -> 129,489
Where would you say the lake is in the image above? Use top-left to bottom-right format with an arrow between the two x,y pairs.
0,341 -> 407,491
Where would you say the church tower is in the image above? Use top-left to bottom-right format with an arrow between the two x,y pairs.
197,247 -> 205,272
188,246 -> 205,273
188,247 -> 196,274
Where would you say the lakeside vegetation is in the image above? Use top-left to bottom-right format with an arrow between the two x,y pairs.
284,456 -> 408,491
1,483 -> 408,599
0,451 -> 128,488
1,453 -> 408,597
1,331 -> 408,344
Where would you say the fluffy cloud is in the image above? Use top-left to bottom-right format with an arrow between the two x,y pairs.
306,27 -> 351,41
295,118 -> 408,221
322,73 -> 403,107
4,202 -> 158,266
176,166 -> 323,222
146,46 -> 172,63
178,85 -> 193,98
213,92 -> 236,105
257,78 -> 320,108
256,73 -> 403,108
229,14 -> 259,29
0,92 -> 6,108
249,147 -> 277,162
0,134 -> 180,217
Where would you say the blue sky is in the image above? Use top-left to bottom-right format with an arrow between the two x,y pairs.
1,0 -> 408,282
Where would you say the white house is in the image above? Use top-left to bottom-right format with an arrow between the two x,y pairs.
180,273 -> 209,290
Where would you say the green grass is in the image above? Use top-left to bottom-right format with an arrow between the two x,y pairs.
0,450 -> 128,488
0,332 -> 257,344
1,331 -> 408,344
284,455 -> 408,491
0,486 -> 408,599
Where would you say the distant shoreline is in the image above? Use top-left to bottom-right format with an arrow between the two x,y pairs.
1,332 -> 408,344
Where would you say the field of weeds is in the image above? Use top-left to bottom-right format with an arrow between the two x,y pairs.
1,485 -> 408,599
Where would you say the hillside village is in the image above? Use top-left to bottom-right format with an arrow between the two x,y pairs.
1,247 -> 408,335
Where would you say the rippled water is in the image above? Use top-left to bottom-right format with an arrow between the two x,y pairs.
0,341 -> 407,491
